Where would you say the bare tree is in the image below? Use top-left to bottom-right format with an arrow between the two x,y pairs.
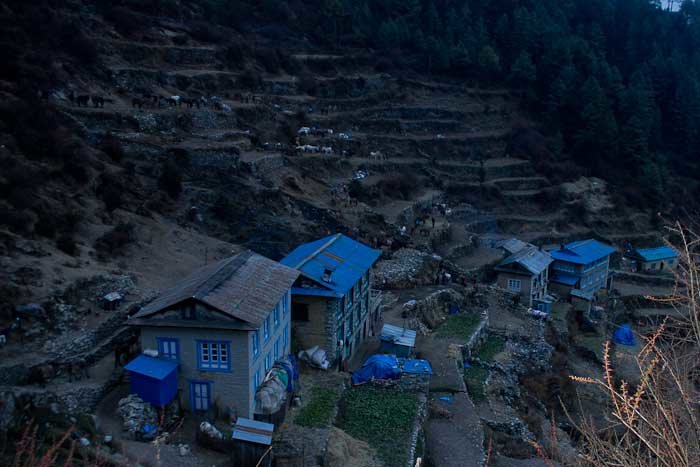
570,223 -> 700,466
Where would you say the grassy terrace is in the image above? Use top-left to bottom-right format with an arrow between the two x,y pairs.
295,387 -> 340,428
435,313 -> 481,339
474,335 -> 505,362
337,387 -> 418,467
464,367 -> 489,402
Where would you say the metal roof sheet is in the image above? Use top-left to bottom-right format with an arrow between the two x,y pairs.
635,246 -> 678,262
399,358 -> 433,375
124,355 -> 178,381
379,323 -> 416,347
281,234 -> 380,295
550,272 -> 579,286
133,251 -> 299,327
495,238 -> 530,255
232,417 -> 274,445
496,246 -> 552,275
549,239 -> 616,265
290,286 -> 342,298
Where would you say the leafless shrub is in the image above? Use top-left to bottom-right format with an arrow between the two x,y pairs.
568,222 -> 700,466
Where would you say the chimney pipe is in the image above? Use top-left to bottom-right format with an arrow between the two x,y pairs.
322,268 -> 333,283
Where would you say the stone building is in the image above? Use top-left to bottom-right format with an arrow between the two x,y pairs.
627,245 -> 678,273
494,241 -> 553,310
280,234 -> 381,364
128,250 -> 299,418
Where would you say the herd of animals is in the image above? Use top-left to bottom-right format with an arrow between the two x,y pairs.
38,89 -> 264,111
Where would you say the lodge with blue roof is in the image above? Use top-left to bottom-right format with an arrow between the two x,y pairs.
548,239 -> 616,301
280,233 -> 382,363
628,245 -> 678,273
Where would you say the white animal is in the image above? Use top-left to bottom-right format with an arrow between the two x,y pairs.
369,151 -> 385,161
321,146 -> 333,154
298,127 -> 311,135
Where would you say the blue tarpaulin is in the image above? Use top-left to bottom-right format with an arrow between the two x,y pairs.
351,354 -> 401,386
613,324 -> 637,346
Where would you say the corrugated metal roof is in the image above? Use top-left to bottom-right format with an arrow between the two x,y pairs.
635,246 -> 678,262
549,239 -> 616,265
570,289 -> 594,301
290,286 -> 342,298
232,417 -> 274,445
496,246 -> 552,275
281,234 -> 380,295
399,358 -> 433,375
132,251 -> 299,327
379,324 -> 416,347
495,238 -> 530,255
551,272 -> 578,286
124,355 -> 178,381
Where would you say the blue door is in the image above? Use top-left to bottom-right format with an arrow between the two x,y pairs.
190,381 -> 211,411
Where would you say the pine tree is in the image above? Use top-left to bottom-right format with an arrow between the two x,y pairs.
508,51 -> 536,97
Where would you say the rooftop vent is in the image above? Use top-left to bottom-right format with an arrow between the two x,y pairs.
322,268 -> 333,283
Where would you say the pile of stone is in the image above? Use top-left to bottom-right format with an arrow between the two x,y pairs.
116,394 -> 158,438
402,288 -> 465,331
373,249 -> 442,289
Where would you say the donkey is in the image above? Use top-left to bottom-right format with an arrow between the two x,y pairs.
76,95 -> 90,107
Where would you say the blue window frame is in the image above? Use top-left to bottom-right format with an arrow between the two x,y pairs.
189,380 -> 212,411
252,368 -> 261,393
282,292 -> 289,316
274,338 -> 280,359
283,323 -> 289,351
263,316 -> 270,341
252,331 -> 259,359
273,304 -> 280,329
157,337 -> 179,361
197,340 -> 231,372
264,352 -> 272,372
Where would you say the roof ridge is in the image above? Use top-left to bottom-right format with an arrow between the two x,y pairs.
292,233 -> 342,270
194,250 -> 253,299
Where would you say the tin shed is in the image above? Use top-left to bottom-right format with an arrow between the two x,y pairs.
124,355 -> 179,408
378,324 -> 416,358
232,417 -> 274,467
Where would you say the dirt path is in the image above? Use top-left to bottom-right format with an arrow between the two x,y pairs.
426,392 -> 485,467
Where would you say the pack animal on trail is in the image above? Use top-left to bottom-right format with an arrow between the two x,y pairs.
131,97 -> 146,109
26,363 -> 55,387
75,94 -> 90,107
114,334 -> 140,368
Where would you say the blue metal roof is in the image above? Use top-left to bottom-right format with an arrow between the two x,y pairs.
232,417 -> 274,445
549,239 -> 615,265
124,355 -> 178,381
290,286 -> 341,298
551,272 -> 578,286
635,246 -> 678,262
281,234 -> 381,295
399,358 -> 433,375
